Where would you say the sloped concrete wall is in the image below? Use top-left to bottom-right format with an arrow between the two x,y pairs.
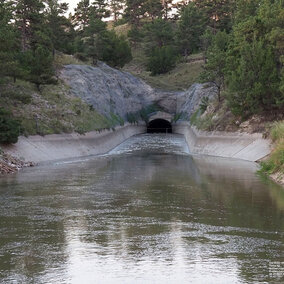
173,122 -> 271,162
2,123 -> 146,163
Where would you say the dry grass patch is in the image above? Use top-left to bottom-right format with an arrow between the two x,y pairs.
123,49 -> 204,91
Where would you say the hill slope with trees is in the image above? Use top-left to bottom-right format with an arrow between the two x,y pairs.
0,0 -> 283,181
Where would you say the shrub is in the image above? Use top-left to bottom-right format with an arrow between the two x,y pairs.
147,46 -> 177,75
109,112 -> 124,126
0,108 -> 21,144
1,89 -> 32,104
95,31 -> 132,68
260,120 -> 284,175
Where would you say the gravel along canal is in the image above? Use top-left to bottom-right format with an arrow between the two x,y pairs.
0,134 -> 283,283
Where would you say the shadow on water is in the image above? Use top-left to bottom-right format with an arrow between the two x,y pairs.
0,134 -> 283,283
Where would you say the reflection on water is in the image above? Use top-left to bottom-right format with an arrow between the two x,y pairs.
0,134 -> 283,283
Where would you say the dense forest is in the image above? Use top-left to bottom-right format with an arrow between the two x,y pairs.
0,0 -> 283,138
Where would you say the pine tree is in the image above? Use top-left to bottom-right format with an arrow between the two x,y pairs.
225,0 -> 284,115
0,108 -> 21,144
15,0 -> 45,52
194,0 -> 235,32
144,18 -> 174,49
227,40 -> 280,116
177,3 -> 206,57
200,31 -> 228,101
92,0 -> 110,19
73,0 -> 91,31
0,0 -> 22,82
83,14 -> 107,64
15,0 -> 55,87
124,0 -> 146,28
46,0 -> 75,54
145,0 -> 162,21
30,44 -> 54,89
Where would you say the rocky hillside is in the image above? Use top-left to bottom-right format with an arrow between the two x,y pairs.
60,62 -> 218,121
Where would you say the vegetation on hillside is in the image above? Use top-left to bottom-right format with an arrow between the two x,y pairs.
0,108 -> 21,144
260,121 -> 284,183
122,47 -> 204,90
0,77 -> 111,137
0,0 -> 283,152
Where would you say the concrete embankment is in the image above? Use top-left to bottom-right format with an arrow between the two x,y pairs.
173,122 -> 271,162
2,123 -> 146,164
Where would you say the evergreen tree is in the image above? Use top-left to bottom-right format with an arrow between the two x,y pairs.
124,0 -> 146,28
177,3 -> 206,57
144,18 -> 174,49
82,14 -> 107,64
15,0 -> 45,51
234,0 -> 261,23
195,0 -> 235,32
96,31 -> 132,67
0,0 -> 23,82
227,40 -> 280,116
73,0 -> 91,30
46,0 -> 75,54
200,31 -> 228,101
92,0 -> 110,19
0,108 -> 21,144
15,0 -> 55,87
225,0 -> 284,115
145,0 -> 162,21
30,44 -> 55,89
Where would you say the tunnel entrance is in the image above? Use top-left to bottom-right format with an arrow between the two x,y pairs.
147,119 -> 172,133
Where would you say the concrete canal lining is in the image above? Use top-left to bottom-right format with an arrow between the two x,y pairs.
2,123 -> 146,163
2,121 -> 272,164
173,122 -> 271,162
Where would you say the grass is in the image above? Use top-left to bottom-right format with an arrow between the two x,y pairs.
53,52 -> 86,69
113,23 -> 131,37
190,109 -> 215,131
270,121 -> 284,142
260,121 -> 284,177
123,45 -> 204,91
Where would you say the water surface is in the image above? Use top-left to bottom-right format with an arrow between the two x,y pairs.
0,134 -> 283,283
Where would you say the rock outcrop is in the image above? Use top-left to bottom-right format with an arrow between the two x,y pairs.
60,62 -> 218,121
176,83 -> 218,119
60,62 -> 155,119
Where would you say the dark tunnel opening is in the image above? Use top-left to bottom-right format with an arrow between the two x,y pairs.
147,119 -> 172,133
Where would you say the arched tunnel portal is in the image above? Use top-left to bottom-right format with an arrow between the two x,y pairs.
147,119 -> 172,133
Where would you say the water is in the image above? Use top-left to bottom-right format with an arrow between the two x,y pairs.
0,134 -> 283,283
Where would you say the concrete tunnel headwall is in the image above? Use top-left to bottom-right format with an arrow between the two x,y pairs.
147,111 -> 173,133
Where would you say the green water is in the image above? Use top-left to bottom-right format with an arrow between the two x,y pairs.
0,134 -> 283,283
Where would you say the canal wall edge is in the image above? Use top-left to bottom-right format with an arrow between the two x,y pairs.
173,122 -> 271,162
2,123 -> 146,163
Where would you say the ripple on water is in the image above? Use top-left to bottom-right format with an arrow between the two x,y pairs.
108,133 -> 190,156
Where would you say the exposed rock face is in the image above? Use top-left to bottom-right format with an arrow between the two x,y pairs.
176,83 -> 218,119
60,62 -> 218,120
61,62 -> 155,119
